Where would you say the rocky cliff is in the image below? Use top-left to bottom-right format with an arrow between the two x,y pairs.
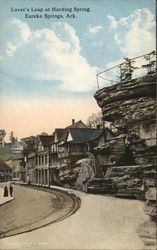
95,73 -> 155,130
94,73 -> 156,197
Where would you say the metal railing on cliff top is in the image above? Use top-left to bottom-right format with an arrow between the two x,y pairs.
96,50 -> 156,90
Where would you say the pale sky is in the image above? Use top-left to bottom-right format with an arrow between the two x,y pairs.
0,0 -> 155,141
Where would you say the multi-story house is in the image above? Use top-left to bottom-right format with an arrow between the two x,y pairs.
25,120 -> 87,186
25,120 -> 114,187
51,120 -> 87,167
58,127 -> 113,167
26,135 -> 54,186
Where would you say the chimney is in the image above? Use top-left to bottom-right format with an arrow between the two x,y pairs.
72,119 -> 75,124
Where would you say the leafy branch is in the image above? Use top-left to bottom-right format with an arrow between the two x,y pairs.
142,50 -> 156,74
119,58 -> 139,81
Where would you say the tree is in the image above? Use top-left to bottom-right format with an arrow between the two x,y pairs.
22,143 -> 36,155
142,50 -> 156,74
9,131 -> 16,143
40,132 -> 48,136
86,112 -> 104,128
22,136 -> 37,155
119,58 -> 138,81
0,129 -> 6,138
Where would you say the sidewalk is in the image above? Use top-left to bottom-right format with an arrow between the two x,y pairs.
0,187 -> 14,206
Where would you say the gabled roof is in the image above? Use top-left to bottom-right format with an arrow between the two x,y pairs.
89,127 -> 114,141
88,129 -> 104,141
66,120 -> 86,129
67,128 -> 104,144
0,158 -> 12,170
39,135 -> 54,147
55,129 -> 68,142
53,120 -> 86,143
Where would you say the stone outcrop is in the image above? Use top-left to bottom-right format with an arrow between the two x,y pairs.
74,158 -> 95,192
58,157 -> 116,194
95,73 -> 155,129
58,73 -> 156,197
94,134 -> 127,167
58,163 -> 77,186
94,73 -> 156,198
58,158 -> 95,191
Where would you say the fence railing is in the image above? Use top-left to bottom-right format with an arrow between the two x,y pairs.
96,51 -> 156,90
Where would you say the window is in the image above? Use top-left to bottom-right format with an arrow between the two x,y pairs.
45,155 -> 47,164
49,156 -> 52,164
39,157 -> 41,165
42,155 -> 44,164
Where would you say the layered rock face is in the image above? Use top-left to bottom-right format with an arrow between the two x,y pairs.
94,73 -> 156,196
95,73 -> 155,130
58,158 -> 95,191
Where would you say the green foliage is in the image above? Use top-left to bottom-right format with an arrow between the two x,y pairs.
22,142 -> 36,156
142,50 -> 156,73
87,112 -> 103,128
9,131 -> 16,143
0,129 -> 6,138
22,136 -> 37,156
119,58 -> 139,81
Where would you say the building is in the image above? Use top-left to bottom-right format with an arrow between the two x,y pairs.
58,127 -> 113,168
25,120 -> 86,186
26,135 -> 56,186
53,120 -> 88,167
24,120 -> 113,187
11,140 -> 24,154
0,158 -> 13,182
0,142 -> 24,181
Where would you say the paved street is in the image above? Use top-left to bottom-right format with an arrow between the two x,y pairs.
0,184 -> 79,238
0,185 -> 150,250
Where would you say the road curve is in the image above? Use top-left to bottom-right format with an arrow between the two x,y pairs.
0,185 -> 150,250
0,184 -> 80,238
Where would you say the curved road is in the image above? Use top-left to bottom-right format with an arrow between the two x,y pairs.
0,184 -> 80,238
0,185 -> 150,250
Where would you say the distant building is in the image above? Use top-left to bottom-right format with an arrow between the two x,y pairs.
0,158 -> 12,182
0,141 -> 24,181
11,140 -> 24,154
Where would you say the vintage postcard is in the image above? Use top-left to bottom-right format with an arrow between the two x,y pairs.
0,0 -> 156,249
